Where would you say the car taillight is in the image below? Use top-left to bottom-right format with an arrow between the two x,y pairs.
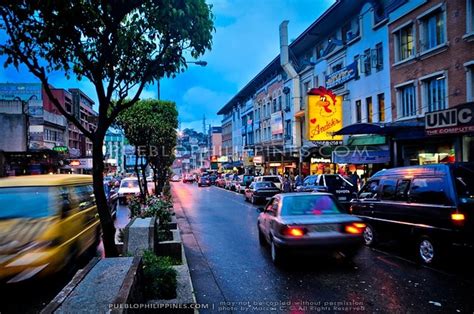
451,213 -> 465,221
281,226 -> 307,237
344,222 -> 366,234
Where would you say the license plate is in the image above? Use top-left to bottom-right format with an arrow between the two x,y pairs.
314,224 -> 338,232
338,196 -> 347,201
266,197 -> 271,200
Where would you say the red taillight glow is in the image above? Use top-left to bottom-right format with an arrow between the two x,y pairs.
345,223 -> 366,234
451,213 -> 465,221
282,226 -> 307,237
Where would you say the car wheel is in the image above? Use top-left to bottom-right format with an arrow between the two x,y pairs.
363,224 -> 377,247
270,238 -> 284,265
258,225 -> 267,246
417,236 -> 437,265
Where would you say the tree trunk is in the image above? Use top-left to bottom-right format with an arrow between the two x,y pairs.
152,165 -> 158,195
92,136 -> 118,257
134,147 -> 145,201
141,162 -> 149,198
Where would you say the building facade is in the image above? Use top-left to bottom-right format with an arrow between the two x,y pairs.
389,0 -> 474,165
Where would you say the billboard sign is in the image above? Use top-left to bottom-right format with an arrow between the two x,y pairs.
425,103 -> 474,135
271,111 -> 283,135
307,87 -> 343,142
325,62 -> 357,89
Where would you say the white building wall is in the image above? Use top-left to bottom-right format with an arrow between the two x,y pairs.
346,2 -> 392,125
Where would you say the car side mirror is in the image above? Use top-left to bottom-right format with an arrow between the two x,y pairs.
256,207 -> 264,213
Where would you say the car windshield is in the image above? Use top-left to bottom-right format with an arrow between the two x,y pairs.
324,175 -> 352,189
262,177 -> 280,183
256,182 -> 276,188
121,180 -> 139,188
281,195 -> 341,216
0,187 -> 60,219
454,165 -> 474,198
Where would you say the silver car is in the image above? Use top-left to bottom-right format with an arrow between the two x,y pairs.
257,192 -> 366,265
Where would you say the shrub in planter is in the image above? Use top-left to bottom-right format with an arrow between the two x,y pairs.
142,250 -> 177,300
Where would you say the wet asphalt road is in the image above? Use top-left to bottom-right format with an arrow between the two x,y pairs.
172,182 -> 474,313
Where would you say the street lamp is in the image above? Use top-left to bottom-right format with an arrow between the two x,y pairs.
157,60 -> 207,100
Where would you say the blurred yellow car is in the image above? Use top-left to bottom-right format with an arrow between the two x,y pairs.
0,175 -> 101,283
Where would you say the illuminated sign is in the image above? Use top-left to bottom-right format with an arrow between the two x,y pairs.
425,103 -> 474,135
211,155 -> 218,162
70,160 -> 81,166
307,87 -> 343,142
217,156 -> 228,162
53,146 -> 69,153
269,163 -> 282,167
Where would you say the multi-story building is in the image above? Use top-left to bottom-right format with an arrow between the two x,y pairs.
104,129 -> 125,174
69,88 -> 97,158
221,113 -> 233,162
388,0 -> 474,165
0,83 -> 68,175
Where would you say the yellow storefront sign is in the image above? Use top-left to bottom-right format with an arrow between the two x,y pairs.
306,86 -> 343,141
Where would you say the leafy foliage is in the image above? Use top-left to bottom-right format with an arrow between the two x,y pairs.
0,1 -> 214,257
142,250 -> 178,300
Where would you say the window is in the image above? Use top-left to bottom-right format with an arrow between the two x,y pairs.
278,95 -> 282,111
378,93 -> 385,122
410,178 -> 450,205
468,65 -> 474,102
285,119 -> 292,139
301,81 -> 310,109
281,195 -> 341,216
354,55 -> 360,80
332,63 -> 343,73
366,97 -> 373,123
355,100 -> 362,123
285,92 -> 291,110
395,179 -> 410,201
381,179 -> 397,200
358,180 -> 379,199
364,49 -> 371,76
422,74 -> 446,112
272,98 -> 277,112
341,23 -> 351,44
468,0 -> 474,34
374,42 -> 383,71
420,9 -> 446,51
395,24 -> 414,61
397,83 -> 417,118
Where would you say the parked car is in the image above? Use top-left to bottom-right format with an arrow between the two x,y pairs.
170,174 -> 181,182
224,174 -> 234,190
229,175 -> 242,191
208,174 -> 218,185
198,176 -> 211,187
297,174 -> 357,210
350,163 -> 474,265
236,175 -> 255,193
254,175 -> 283,190
244,181 -> 281,204
118,177 -> 140,204
0,175 -> 101,283
257,193 -> 365,265
182,174 -> 195,183
216,175 -> 227,188
104,181 -> 118,217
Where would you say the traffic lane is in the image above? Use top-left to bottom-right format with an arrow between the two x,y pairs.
173,183 -> 474,313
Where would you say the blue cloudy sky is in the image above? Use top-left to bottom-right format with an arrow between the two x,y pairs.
0,0 -> 334,132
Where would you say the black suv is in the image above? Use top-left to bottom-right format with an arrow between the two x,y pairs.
296,174 -> 357,210
350,163 -> 474,264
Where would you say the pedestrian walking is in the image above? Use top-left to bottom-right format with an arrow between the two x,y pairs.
283,176 -> 291,193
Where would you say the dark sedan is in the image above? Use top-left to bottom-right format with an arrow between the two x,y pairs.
198,176 -> 211,187
244,181 -> 280,204
257,193 -> 366,265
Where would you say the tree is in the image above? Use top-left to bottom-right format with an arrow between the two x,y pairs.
0,1 -> 214,256
116,99 -> 178,198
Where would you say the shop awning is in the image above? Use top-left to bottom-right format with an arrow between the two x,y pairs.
347,135 -> 386,146
334,121 -> 425,137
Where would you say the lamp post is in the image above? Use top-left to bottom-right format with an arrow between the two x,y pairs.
157,60 -> 207,100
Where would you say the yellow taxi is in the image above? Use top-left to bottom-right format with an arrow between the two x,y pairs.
0,175 -> 101,283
